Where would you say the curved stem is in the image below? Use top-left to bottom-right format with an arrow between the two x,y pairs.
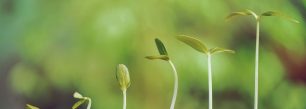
123,90 -> 127,109
207,54 -> 213,109
168,60 -> 178,109
254,21 -> 260,109
87,98 -> 92,109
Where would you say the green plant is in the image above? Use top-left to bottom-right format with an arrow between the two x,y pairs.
26,104 -> 40,109
177,35 -> 234,109
226,9 -> 299,109
145,38 -> 179,109
73,92 -> 92,109
116,64 -> 131,109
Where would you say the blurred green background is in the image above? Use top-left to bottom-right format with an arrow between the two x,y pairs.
0,0 -> 305,109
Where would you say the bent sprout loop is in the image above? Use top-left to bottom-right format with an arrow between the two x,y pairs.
72,92 -> 92,109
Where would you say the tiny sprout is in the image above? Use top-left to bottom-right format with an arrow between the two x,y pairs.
26,104 -> 39,109
116,64 -> 131,92
145,39 -> 170,61
226,9 -> 299,109
116,64 -> 131,109
177,35 -> 234,109
72,92 -> 91,109
146,38 -> 179,109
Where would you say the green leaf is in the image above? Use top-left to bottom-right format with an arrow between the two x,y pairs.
261,11 -> 279,16
177,35 -> 208,54
73,92 -> 84,99
209,47 -> 235,55
226,12 -> 251,20
226,9 -> 258,20
26,104 -> 39,109
72,99 -> 86,109
155,38 -> 168,55
116,64 -> 131,91
145,55 -> 169,61
261,11 -> 300,23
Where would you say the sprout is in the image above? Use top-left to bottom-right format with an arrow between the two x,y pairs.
145,39 -> 170,61
226,9 -> 299,109
116,64 -> 131,109
226,9 -> 300,23
72,92 -> 91,109
116,64 -> 131,92
145,38 -> 179,109
26,104 -> 39,109
177,35 -> 234,109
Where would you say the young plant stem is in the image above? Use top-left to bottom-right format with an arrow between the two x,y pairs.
123,90 -> 127,109
168,60 -> 178,109
177,35 -> 234,109
87,98 -> 92,109
207,54 -> 212,109
254,21 -> 260,109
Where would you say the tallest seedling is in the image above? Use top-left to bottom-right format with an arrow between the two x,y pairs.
226,9 -> 299,109
177,35 -> 234,109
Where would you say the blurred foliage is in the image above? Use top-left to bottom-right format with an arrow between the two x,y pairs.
0,0 -> 305,109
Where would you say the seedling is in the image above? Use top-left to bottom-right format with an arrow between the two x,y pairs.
116,64 -> 131,109
177,35 -> 234,109
26,104 -> 40,109
226,9 -> 299,109
145,38 -> 179,109
72,92 -> 92,109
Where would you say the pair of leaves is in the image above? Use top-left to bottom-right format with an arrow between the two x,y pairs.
73,92 -> 91,109
26,104 -> 39,109
145,38 -> 170,61
226,9 -> 299,23
116,64 -> 131,91
177,35 -> 234,55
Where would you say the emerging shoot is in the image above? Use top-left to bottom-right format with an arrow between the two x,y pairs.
116,64 -> 131,109
177,35 -> 234,109
26,104 -> 40,109
72,92 -> 92,109
226,9 -> 299,109
145,38 -> 178,109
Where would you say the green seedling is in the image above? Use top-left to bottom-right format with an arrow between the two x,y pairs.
116,64 -> 131,109
72,92 -> 92,109
145,38 -> 179,109
226,9 -> 299,109
26,104 -> 40,109
177,35 -> 234,109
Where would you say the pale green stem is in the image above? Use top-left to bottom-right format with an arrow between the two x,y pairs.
87,98 -> 91,109
123,90 -> 127,109
168,60 -> 178,109
254,21 -> 260,109
207,54 -> 212,109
